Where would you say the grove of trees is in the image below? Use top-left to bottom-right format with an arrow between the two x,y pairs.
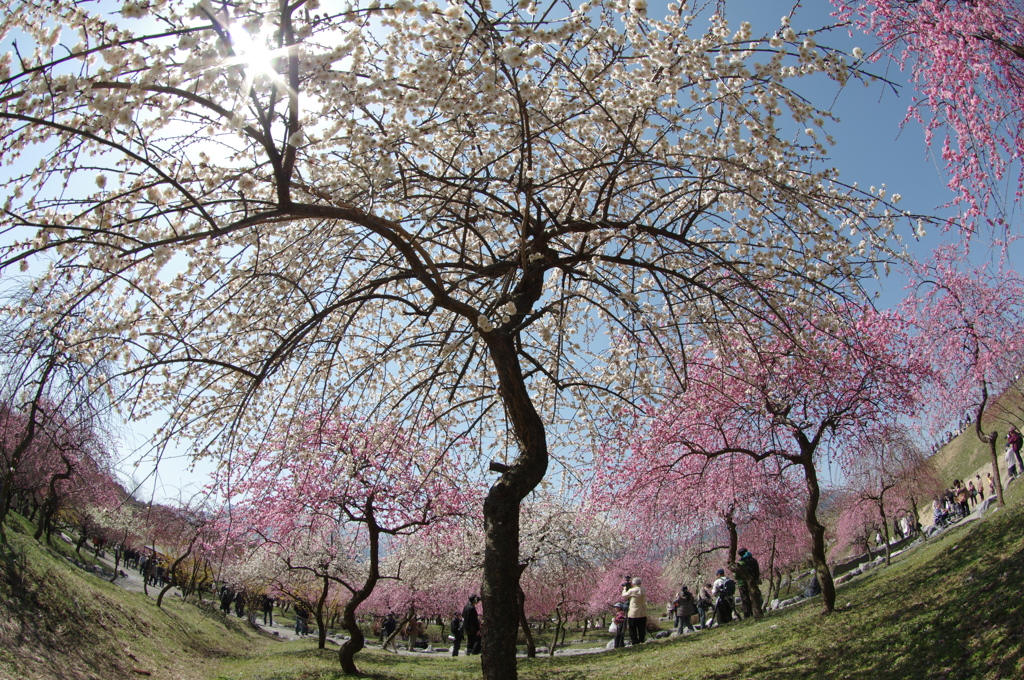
1,0 -> 1023,678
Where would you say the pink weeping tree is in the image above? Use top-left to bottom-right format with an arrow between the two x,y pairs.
593,431 -> 807,620
836,425 -> 940,565
216,412 -> 470,674
833,0 -> 1024,226
902,246 -> 1024,508
596,302 -> 928,614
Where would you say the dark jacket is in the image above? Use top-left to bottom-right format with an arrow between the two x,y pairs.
462,602 -> 480,635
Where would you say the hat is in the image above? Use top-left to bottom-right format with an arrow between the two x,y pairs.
716,568 -> 725,576
738,547 -> 748,555
612,602 -> 625,609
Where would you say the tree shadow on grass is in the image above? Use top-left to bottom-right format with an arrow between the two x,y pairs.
708,504 -> 1024,680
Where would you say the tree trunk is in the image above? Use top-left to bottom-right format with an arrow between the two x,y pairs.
800,453 -> 835,614
480,334 -> 549,680
0,407 -> 43,545
549,607 -> 563,657
723,508 -> 738,563
34,454 -> 73,543
110,547 -> 123,584
517,578 -> 536,658
986,432 -> 1005,507
315,574 -> 330,650
337,501 -> 382,675
878,497 -> 892,567
157,540 -> 194,608
908,496 -> 922,539
976,386 -> 1004,507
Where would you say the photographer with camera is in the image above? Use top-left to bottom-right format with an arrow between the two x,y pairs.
620,576 -> 648,645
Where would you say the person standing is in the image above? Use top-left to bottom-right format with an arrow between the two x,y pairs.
1006,446 -> 1019,481
672,587 -> 697,634
462,594 -> 482,655
611,602 -> 627,648
219,586 -> 233,615
1008,425 -> 1024,472
735,548 -> 764,619
697,583 -> 714,629
620,576 -> 648,645
711,569 -> 735,625
262,595 -> 275,626
450,611 -> 464,657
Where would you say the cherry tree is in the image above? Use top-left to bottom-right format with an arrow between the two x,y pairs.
599,303 -> 927,614
594,434 -> 805,619
516,496 -> 620,654
0,296 -> 117,542
218,412 -> 467,673
0,1 -> 920,676
904,246 -> 1024,508
834,426 -> 931,565
834,0 -> 1024,224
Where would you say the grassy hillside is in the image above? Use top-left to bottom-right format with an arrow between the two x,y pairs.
930,383 -> 1024,488
3,448 -> 1024,680
0,513 -> 265,680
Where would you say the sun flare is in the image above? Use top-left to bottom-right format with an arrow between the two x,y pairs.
228,25 -> 280,80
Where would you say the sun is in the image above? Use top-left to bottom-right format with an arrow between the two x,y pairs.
227,25 -> 281,81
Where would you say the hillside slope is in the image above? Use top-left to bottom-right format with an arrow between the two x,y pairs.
0,515 -> 266,680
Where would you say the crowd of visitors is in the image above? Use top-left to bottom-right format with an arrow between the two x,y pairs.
932,468 -> 1004,528
606,547 -> 765,651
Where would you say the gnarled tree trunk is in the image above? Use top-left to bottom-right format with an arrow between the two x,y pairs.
480,333 -> 548,680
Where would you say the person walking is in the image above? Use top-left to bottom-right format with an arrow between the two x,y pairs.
462,594 -> 482,655
450,611 -> 464,657
621,576 -> 648,645
380,612 -> 398,650
234,589 -> 246,618
294,604 -> 309,636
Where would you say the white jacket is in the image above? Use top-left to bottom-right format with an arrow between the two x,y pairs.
621,585 -> 647,617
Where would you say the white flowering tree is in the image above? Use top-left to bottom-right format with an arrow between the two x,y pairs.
0,1 -> 914,676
